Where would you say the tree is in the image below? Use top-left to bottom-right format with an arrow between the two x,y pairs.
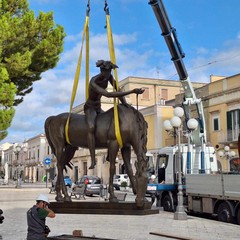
0,0 -> 65,140
0,67 -> 16,141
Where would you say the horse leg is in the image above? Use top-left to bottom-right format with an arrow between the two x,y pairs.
61,145 -> 76,202
55,172 -> 62,201
134,154 -> 148,207
55,155 -> 64,202
54,145 -> 72,201
108,141 -> 119,203
131,141 -> 148,208
121,146 -> 137,195
85,109 -> 97,169
61,170 -> 71,202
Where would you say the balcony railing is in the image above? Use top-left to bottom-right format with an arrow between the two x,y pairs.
218,129 -> 240,144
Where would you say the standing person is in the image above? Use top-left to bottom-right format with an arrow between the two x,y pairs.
27,194 -> 55,240
52,174 -> 57,190
149,174 -> 156,183
84,59 -> 144,169
149,175 -> 157,204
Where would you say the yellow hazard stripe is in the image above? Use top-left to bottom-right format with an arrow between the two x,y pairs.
65,16 -> 89,144
85,18 -> 90,100
106,14 -> 123,148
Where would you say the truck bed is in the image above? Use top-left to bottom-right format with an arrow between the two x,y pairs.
186,174 -> 240,200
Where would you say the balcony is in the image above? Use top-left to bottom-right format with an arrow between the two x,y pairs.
218,130 -> 240,148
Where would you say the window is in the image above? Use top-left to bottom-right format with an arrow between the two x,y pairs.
161,89 -> 168,100
229,158 -> 240,173
142,87 -> 149,100
47,146 -> 50,155
212,112 -> 220,131
33,147 -> 35,159
146,155 -> 154,170
83,162 -> 87,175
213,118 -> 219,131
227,109 -> 240,141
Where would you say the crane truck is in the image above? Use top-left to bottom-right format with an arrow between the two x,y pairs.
147,0 -> 240,224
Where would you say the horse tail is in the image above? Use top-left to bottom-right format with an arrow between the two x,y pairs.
132,107 -> 148,161
44,116 -> 56,156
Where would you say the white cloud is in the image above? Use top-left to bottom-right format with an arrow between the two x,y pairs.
3,30 -> 240,144
31,0 -> 60,4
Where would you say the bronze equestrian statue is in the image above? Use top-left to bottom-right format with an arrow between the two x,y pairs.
45,60 -> 149,207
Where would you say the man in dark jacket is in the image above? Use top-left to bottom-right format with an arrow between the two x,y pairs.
27,194 -> 55,240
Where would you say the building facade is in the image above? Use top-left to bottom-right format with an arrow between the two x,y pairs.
1,74 -> 239,183
175,74 -> 240,171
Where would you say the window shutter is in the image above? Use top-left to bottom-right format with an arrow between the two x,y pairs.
227,111 -> 232,130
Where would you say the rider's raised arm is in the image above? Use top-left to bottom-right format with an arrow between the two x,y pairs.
91,79 -> 144,98
109,76 -> 128,106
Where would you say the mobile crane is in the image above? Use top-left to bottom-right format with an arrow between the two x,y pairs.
147,0 -> 240,224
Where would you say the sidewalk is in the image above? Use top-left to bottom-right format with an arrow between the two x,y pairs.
0,187 -> 240,240
0,181 -> 50,188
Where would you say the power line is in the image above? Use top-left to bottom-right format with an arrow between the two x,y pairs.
167,53 -> 240,80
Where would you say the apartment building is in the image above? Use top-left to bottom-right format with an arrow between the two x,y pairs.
24,134 -> 52,183
0,134 -> 54,184
175,74 -> 240,171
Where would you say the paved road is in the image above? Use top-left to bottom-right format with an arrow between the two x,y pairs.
0,184 -> 240,240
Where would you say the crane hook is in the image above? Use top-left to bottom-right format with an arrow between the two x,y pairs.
104,0 -> 109,15
86,0 -> 90,16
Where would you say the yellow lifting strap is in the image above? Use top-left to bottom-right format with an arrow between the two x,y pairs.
65,14 -> 90,144
105,12 -> 123,148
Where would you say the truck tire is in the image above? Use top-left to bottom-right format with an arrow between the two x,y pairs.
156,195 -> 161,207
237,208 -> 240,225
217,202 -> 233,223
162,195 -> 173,212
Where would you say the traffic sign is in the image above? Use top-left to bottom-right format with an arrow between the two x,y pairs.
44,157 -> 51,165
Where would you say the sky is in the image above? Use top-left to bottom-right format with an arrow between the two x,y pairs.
2,0 -> 240,144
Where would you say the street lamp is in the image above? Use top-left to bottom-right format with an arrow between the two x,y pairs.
13,144 -> 27,188
218,146 -> 235,158
164,107 -> 198,220
13,144 -> 21,188
218,146 -> 236,172
170,115 -> 188,220
186,118 -> 198,174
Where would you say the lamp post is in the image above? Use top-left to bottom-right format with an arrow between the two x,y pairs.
186,118 -> 199,174
163,107 -> 198,220
218,146 -> 236,172
13,144 -> 27,188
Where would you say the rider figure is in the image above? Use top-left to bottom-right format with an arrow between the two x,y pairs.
84,60 -> 144,169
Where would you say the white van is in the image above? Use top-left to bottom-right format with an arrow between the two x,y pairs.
113,174 -> 129,189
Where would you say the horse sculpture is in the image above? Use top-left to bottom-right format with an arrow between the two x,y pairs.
44,104 -> 148,207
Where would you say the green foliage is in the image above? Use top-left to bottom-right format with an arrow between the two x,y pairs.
0,0 -> 65,140
0,67 -> 16,141
0,0 -> 65,105
120,181 -> 128,188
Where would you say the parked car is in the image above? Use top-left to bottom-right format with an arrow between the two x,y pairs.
64,176 -> 72,187
76,175 -> 102,196
113,174 -> 129,190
